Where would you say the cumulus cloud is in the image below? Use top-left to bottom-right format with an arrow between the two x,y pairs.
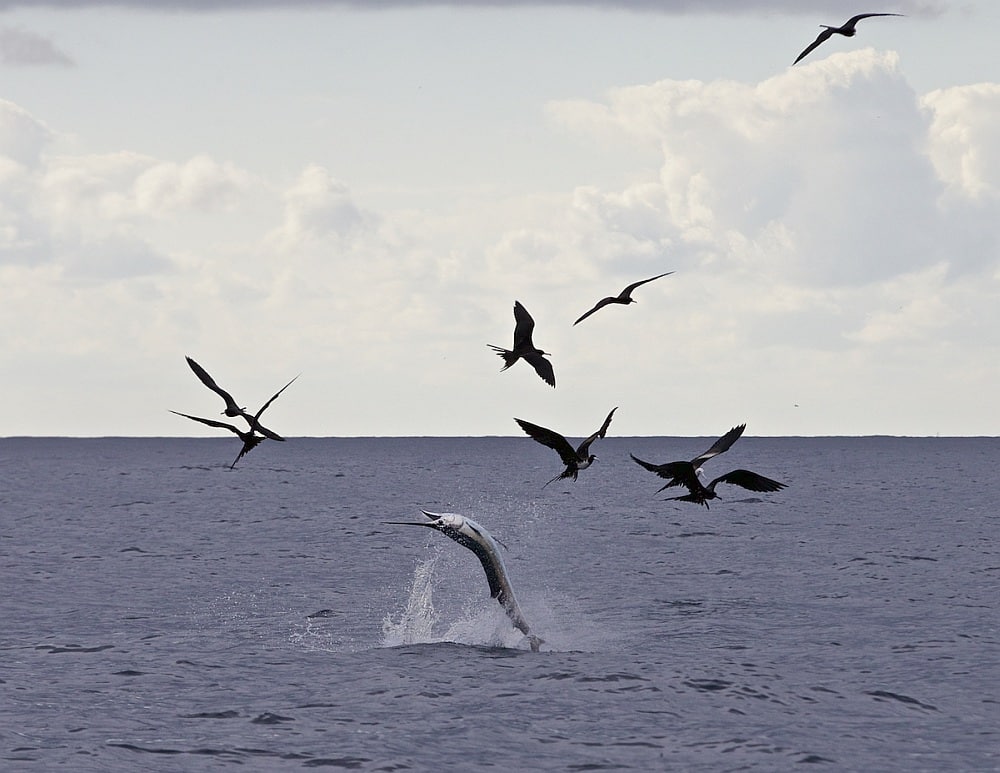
0,105 -> 260,277
1,43 -> 998,435
549,50 -> 957,287
269,164 -> 373,248
923,83 -> 1000,201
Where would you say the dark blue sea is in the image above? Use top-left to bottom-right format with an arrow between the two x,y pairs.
1,436 -> 997,771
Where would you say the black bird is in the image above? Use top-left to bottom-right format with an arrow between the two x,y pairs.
664,469 -> 787,508
573,272 -> 673,325
794,13 -> 903,64
488,301 -> 555,388
516,407 -> 617,486
630,424 -> 785,508
169,411 -> 264,469
185,356 -> 293,440
170,374 -> 297,467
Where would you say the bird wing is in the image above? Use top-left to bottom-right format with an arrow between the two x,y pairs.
512,301 -> 537,350
619,271 -> 674,300
573,297 -> 614,325
170,410 -> 242,437
254,375 -> 299,420
243,416 -> 285,442
577,406 -> 617,456
691,424 -> 746,466
844,13 -> 903,31
230,436 -> 264,469
708,469 -> 787,493
629,454 -> 697,491
522,351 -> 555,388
185,356 -> 241,412
515,418 -> 578,465
793,27 -> 834,64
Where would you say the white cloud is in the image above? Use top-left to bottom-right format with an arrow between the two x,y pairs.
268,164 -> 373,248
1,43 -> 999,436
550,50 -> 953,288
923,83 -> 1000,201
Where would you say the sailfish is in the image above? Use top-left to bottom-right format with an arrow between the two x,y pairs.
386,510 -> 543,652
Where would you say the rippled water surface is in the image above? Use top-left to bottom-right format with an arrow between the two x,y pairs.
1,436 -> 997,771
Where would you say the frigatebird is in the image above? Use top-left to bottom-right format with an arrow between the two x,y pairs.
385,510 -> 543,652
516,407 -> 617,487
488,301 -> 555,388
630,424 -> 785,508
793,13 -> 903,65
169,411 -> 264,469
184,356 -> 293,441
573,272 -> 673,325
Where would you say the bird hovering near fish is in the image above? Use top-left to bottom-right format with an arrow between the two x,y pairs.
184,356 -> 294,441
385,510 -> 543,652
573,272 -> 673,325
169,411 -> 264,469
488,301 -> 555,388
793,13 -> 903,64
630,424 -> 785,508
516,407 -> 617,487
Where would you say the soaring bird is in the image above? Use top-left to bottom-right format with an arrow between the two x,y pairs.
630,424 -> 785,508
170,374 -> 297,467
793,13 -> 903,64
385,510 -> 543,652
169,411 -> 264,469
573,271 -> 673,325
184,356 -> 294,441
488,301 -> 555,388
516,407 -> 617,486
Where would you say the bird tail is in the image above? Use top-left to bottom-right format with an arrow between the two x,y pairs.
487,344 -> 518,371
541,468 -> 575,488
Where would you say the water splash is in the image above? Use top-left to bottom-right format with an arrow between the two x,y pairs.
381,556 -> 442,647
381,556 -> 531,650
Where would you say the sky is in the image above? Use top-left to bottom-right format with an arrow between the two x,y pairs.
1,0 -> 999,437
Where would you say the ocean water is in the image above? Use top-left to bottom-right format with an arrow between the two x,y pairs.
1,435 -> 997,771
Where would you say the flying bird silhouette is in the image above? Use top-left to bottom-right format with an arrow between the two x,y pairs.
184,356 -> 295,441
573,272 -> 673,325
516,407 -> 617,487
488,301 -> 555,388
663,469 -> 787,509
793,13 -> 903,64
385,510 -> 543,652
170,374 -> 297,467
630,424 -> 785,508
169,411 -> 264,469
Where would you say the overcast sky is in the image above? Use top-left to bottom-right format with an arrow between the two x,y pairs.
1,0 -> 998,437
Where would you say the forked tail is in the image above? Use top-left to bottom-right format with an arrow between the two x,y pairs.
487,344 -> 518,371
